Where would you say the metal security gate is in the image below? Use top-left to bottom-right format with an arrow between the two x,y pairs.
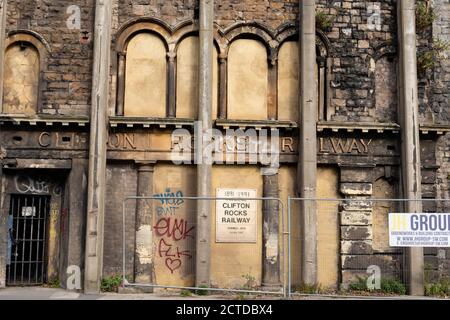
6,195 -> 50,286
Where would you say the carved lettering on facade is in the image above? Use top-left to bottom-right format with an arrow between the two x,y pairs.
4,131 -> 88,149
108,133 -> 143,150
319,138 -> 373,154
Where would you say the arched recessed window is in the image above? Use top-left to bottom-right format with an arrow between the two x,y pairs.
124,32 -> 167,117
375,55 -> 398,123
176,36 -> 219,119
177,36 -> 199,119
227,39 -> 268,120
3,42 -> 40,115
278,42 -> 299,122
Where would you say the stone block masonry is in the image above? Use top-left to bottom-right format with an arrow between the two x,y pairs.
5,0 -> 95,116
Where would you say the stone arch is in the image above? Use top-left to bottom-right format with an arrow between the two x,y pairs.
123,32 -> 168,117
227,38 -> 269,120
373,53 -> 399,123
2,31 -> 49,115
278,41 -> 299,122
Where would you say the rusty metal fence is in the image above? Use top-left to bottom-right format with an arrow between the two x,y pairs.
121,196 -> 288,297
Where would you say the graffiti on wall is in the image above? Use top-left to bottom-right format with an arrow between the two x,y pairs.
153,188 -> 195,274
14,175 -> 63,196
154,188 -> 185,216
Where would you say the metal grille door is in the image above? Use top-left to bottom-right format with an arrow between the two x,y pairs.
6,195 -> 50,286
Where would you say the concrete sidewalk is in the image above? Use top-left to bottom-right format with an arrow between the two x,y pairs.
0,287 -> 225,300
0,287 -> 447,300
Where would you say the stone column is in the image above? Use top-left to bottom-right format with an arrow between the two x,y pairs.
298,0 -> 318,286
84,0 -> 113,294
64,159 -> 88,290
196,0 -> 214,287
398,0 -> 424,296
262,173 -> 281,289
0,0 -> 7,113
218,54 -> 227,119
168,52 -> 177,118
134,162 -> 155,289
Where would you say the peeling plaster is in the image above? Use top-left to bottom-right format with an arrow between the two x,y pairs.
136,225 -> 153,265
265,233 -> 278,264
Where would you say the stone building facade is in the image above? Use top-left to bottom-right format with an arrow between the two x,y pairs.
0,0 -> 449,295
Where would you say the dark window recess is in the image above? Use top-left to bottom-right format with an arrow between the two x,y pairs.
62,136 -> 71,143
6,195 -> 50,286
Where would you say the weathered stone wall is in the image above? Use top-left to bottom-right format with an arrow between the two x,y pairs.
5,0 -> 95,116
431,0 -> 450,123
116,0 -> 197,28
316,0 -> 397,122
215,0 -> 299,28
434,0 -> 450,214
433,0 -> 450,282
103,164 -> 137,277
2,0 -> 450,292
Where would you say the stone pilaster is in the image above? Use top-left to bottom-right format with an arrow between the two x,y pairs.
398,0 -> 424,296
339,178 -> 374,287
63,159 -> 88,290
134,162 -> 155,289
0,0 -> 7,113
196,0 -> 214,287
298,0 -> 318,286
262,173 -> 281,289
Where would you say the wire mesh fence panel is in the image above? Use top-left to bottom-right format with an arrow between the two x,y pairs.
122,196 -> 287,297
288,198 -> 450,297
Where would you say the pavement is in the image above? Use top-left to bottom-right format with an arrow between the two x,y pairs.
0,286 -> 448,300
0,287 -> 227,300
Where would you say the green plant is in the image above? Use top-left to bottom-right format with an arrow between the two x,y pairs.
416,0 -> 436,31
242,274 -> 257,290
316,11 -> 334,31
380,278 -> 407,295
180,290 -> 193,297
418,38 -> 450,75
348,277 -> 369,292
195,285 -> 209,296
347,276 -> 406,295
101,274 -> 123,293
425,278 -> 450,297
295,283 -> 323,294
47,278 -> 61,288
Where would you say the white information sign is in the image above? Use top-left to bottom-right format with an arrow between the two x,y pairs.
216,188 -> 257,243
389,213 -> 450,247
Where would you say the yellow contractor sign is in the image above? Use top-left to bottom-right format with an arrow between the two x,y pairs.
216,188 -> 258,243
389,213 -> 450,247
